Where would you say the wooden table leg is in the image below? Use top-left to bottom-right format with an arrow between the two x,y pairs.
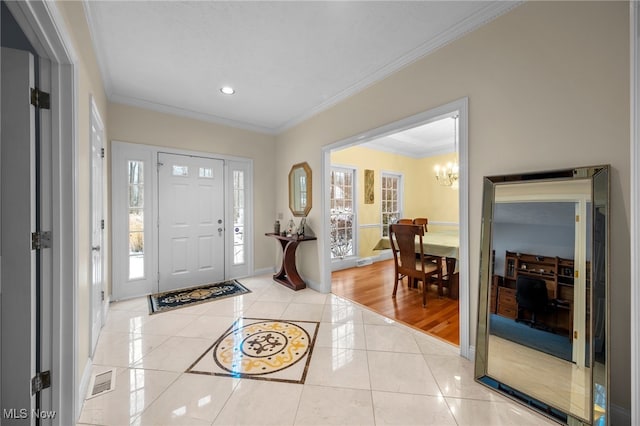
445,257 -> 459,300
273,238 -> 306,290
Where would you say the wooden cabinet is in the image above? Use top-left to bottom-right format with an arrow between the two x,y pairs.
489,275 -> 501,314
497,286 -> 517,319
497,251 -> 583,336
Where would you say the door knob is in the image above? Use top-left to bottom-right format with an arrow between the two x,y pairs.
218,228 -> 223,233
92,245 -> 101,251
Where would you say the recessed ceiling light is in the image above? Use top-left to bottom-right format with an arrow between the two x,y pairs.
220,86 -> 235,95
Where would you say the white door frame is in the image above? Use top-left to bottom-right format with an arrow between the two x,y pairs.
89,96 -> 105,354
4,1 -> 78,424
321,97 -> 471,359
630,1 -> 640,424
111,141 -> 254,300
225,160 -> 253,279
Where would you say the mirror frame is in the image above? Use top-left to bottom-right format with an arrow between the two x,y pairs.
474,165 -> 610,425
289,161 -> 312,217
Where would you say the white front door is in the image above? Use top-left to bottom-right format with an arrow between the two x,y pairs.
158,153 -> 225,292
90,100 -> 105,354
1,46 -> 37,417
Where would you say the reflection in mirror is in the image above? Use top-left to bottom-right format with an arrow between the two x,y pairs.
475,166 -> 609,425
289,162 -> 312,217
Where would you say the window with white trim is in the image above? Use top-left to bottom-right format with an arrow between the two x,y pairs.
232,170 -> 245,265
330,167 -> 355,259
128,160 -> 145,279
381,173 -> 402,237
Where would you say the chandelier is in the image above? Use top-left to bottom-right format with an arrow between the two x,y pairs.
434,115 -> 459,188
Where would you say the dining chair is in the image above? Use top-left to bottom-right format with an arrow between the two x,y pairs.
397,218 -> 413,224
413,217 -> 428,232
389,224 -> 442,307
438,257 -> 456,298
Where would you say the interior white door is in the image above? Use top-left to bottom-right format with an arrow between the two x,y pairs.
90,101 -> 105,354
1,46 -> 37,418
158,153 -> 225,292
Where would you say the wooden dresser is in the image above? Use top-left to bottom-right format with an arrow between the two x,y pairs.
497,286 -> 517,319
493,250 -> 583,336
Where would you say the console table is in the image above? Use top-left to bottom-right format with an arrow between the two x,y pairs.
265,233 -> 317,290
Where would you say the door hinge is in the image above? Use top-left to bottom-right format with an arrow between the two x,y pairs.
31,231 -> 52,250
575,215 -> 580,222
575,270 -> 579,278
101,291 -> 105,301
30,87 -> 51,109
32,371 -> 51,395
100,147 -> 105,158
574,330 -> 578,340
101,219 -> 105,230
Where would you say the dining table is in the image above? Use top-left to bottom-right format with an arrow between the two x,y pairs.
373,228 -> 460,298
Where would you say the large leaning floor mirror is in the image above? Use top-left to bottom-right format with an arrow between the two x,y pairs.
475,166 -> 609,425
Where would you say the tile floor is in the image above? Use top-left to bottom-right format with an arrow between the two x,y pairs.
78,274 -> 555,425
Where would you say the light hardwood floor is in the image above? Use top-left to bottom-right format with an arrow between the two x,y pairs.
488,335 -> 591,421
331,259 -> 460,345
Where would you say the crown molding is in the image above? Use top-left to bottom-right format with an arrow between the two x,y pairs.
83,0 -> 114,98
109,93 -> 277,135
362,143 -> 454,159
92,1 -> 521,136
276,1 -> 523,134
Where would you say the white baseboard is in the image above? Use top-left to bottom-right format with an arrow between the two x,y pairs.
305,278 -> 324,293
331,257 -> 359,271
467,345 -> 476,362
76,357 -> 93,421
331,251 -> 395,272
376,250 -> 394,261
252,267 -> 275,276
102,296 -> 110,324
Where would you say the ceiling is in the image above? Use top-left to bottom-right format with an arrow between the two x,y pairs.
361,115 -> 457,158
85,1 -> 517,135
494,202 -> 577,227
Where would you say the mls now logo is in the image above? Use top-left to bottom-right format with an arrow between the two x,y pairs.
3,409 -> 57,419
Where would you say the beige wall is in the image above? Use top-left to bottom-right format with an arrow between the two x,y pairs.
277,1 -> 630,412
55,0 -> 109,393
330,146 -> 459,258
107,103 -> 278,275
58,0 -> 278,399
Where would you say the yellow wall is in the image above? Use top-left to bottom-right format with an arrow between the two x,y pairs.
277,1 -> 630,410
54,0 -> 109,393
330,146 -> 459,257
417,153 -> 459,227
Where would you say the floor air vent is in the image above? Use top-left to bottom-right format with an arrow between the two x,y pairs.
87,369 -> 116,399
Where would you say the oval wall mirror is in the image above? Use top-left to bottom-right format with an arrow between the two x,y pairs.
475,165 -> 609,425
289,162 -> 312,217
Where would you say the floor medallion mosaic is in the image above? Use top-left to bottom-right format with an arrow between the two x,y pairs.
187,317 -> 319,384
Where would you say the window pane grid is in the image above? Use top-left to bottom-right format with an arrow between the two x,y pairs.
381,174 -> 401,237
128,161 -> 145,279
330,169 -> 355,259
233,170 -> 245,265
